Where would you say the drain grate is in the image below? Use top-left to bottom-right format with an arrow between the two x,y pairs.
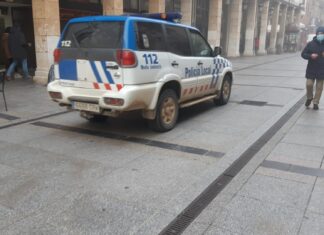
239,100 -> 267,106
159,96 -> 305,235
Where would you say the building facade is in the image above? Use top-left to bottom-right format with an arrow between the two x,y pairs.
0,0 -> 310,84
302,0 -> 324,35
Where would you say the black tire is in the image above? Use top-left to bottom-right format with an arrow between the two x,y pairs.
83,114 -> 107,123
47,64 -> 55,84
214,74 -> 232,106
149,89 -> 179,132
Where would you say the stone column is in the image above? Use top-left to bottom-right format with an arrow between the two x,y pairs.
181,0 -> 193,26
287,7 -> 295,24
32,0 -> 60,84
149,0 -> 165,13
276,4 -> 288,54
268,2 -> 281,54
208,0 -> 222,47
294,9 -> 301,25
226,0 -> 243,57
258,0 -> 270,55
243,0 -> 257,56
102,0 -> 123,15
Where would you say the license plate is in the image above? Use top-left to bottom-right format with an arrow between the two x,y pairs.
73,102 -> 100,113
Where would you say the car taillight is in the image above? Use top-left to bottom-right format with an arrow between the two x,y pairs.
49,91 -> 62,99
104,97 -> 124,106
54,48 -> 61,64
116,49 -> 137,67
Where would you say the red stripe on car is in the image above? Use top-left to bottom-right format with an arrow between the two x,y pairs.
104,83 -> 111,90
116,84 -> 123,91
93,83 -> 100,89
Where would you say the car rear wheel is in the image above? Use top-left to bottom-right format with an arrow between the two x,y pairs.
214,74 -> 232,106
149,89 -> 179,132
47,64 -> 54,84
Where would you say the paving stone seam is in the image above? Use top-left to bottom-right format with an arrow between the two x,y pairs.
0,111 -> 69,130
235,73 -> 305,78
0,113 -> 20,121
297,155 -> 324,234
232,54 -> 298,72
159,93 -> 306,235
305,210 -> 324,217
30,121 -> 225,158
234,83 -> 304,90
290,122 -> 324,129
282,140 -> 324,150
255,168 -> 315,186
281,140 -> 324,150
296,178 -> 318,235
261,160 -> 324,178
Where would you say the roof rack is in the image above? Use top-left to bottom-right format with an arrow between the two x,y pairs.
123,12 -> 182,22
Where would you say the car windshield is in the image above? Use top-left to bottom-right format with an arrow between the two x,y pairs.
61,21 -> 124,49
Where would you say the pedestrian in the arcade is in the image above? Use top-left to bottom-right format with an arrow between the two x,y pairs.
1,27 -> 13,76
5,24 -> 31,81
301,26 -> 324,110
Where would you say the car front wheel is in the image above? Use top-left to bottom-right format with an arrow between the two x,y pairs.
214,74 -> 232,106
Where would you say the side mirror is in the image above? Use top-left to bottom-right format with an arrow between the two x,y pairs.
214,46 -> 222,56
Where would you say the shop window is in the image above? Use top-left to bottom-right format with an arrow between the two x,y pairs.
59,0 -> 102,31
166,0 -> 181,12
123,0 -> 148,13
192,0 -> 210,38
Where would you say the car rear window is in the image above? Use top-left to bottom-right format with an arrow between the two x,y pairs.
61,21 -> 124,49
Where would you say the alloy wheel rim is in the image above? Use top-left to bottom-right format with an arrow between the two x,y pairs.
223,80 -> 231,100
161,97 -> 176,125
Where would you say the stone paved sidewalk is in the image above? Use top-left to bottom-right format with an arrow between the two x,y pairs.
184,87 -> 324,234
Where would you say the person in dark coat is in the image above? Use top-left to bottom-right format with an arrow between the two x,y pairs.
1,27 -> 12,73
5,24 -> 30,80
301,26 -> 324,110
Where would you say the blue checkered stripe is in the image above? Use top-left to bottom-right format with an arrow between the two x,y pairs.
210,58 -> 231,88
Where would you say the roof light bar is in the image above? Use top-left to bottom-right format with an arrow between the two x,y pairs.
124,12 -> 182,22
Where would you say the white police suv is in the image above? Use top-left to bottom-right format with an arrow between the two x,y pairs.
47,13 -> 233,132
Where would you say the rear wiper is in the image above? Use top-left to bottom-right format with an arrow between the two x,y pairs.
71,32 -> 80,48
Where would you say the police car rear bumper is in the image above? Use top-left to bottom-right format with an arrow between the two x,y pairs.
47,80 -> 157,112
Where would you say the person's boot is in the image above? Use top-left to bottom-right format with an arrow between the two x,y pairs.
4,75 -> 11,81
314,104 -> 319,110
305,98 -> 313,107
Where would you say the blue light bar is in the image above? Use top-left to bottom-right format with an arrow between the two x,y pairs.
124,12 -> 182,22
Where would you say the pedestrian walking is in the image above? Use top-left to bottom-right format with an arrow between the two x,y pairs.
301,26 -> 324,110
1,27 -> 13,79
5,24 -> 31,81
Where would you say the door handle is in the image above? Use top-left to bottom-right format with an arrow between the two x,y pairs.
198,61 -> 203,66
171,61 -> 179,67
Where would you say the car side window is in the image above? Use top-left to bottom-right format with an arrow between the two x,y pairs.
136,22 -> 166,51
165,25 -> 191,56
189,29 -> 213,57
